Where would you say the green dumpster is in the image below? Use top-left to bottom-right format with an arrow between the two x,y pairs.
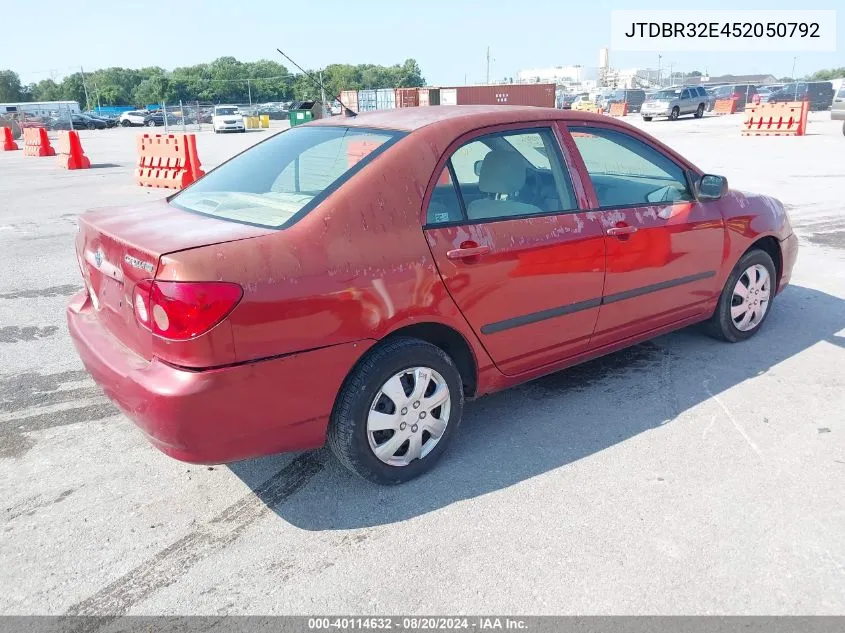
288,101 -> 317,127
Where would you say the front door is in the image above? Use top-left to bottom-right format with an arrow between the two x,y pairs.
562,123 -> 725,347
423,125 -> 606,376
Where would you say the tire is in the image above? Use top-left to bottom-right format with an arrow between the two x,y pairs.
642,116 -> 653,122
694,103 -> 705,118
146,119 -> 157,127
327,337 -> 464,485
706,249 -> 777,343
669,107 -> 680,121
841,120 -> 844,136
120,120 -> 131,127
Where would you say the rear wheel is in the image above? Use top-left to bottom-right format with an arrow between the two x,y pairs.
120,119 -> 131,127
706,249 -> 776,342
669,106 -> 680,120
328,337 -> 464,485
694,103 -> 705,118
146,119 -> 156,127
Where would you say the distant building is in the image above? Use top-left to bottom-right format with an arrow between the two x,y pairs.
0,101 -> 80,116
517,66 -> 599,84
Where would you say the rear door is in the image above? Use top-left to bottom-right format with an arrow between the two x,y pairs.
561,122 -> 725,347
423,124 -> 606,376
680,89 -> 693,114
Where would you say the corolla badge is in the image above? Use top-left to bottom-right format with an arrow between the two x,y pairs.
94,249 -> 104,268
124,254 -> 155,274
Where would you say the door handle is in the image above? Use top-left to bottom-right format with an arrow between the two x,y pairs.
446,245 -> 490,260
606,226 -> 638,237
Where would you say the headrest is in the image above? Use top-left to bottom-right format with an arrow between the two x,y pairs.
478,151 -> 526,194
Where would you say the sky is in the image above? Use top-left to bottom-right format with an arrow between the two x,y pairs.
4,0 -> 843,86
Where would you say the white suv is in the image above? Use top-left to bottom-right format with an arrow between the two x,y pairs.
118,110 -> 149,127
212,106 -> 245,133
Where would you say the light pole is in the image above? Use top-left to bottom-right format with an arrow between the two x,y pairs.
791,57 -> 798,99
657,54 -> 662,87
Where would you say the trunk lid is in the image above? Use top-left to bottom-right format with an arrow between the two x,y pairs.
76,199 -> 275,360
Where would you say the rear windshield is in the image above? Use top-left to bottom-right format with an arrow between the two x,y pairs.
170,126 -> 402,228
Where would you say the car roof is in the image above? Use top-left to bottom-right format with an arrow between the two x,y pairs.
307,105 -> 609,134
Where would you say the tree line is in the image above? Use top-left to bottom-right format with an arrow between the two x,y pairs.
0,57 -> 426,108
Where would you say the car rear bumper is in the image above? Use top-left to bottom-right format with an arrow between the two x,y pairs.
67,290 -> 374,464
778,233 -> 798,295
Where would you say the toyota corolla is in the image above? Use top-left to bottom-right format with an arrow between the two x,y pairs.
67,106 -> 798,484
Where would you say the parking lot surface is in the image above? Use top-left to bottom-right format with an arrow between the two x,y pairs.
1,114 -> 844,615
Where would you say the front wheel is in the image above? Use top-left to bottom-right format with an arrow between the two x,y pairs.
120,120 -> 131,127
328,337 -> 464,485
694,104 -> 705,118
706,249 -> 777,342
669,107 -> 680,120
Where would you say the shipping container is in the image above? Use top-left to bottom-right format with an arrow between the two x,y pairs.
440,88 -> 457,106
358,89 -> 377,112
376,88 -> 396,110
418,88 -> 440,107
444,84 -> 556,108
339,90 -> 359,113
395,87 -> 419,108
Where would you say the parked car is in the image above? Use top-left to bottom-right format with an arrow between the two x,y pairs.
708,84 -> 759,112
67,106 -> 798,484
641,86 -> 709,120
142,112 -> 166,127
556,94 -> 575,109
832,86 -> 845,135
603,89 -> 647,113
52,114 -> 107,130
768,82 -> 835,111
85,112 -> 118,128
212,105 -> 245,133
119,110 -> 150,127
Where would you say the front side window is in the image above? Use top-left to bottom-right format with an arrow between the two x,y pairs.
426,128 -> 578,224
171,126 -> 402,228
570,127 -> 693,208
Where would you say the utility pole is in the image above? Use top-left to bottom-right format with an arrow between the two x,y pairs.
80,66 -> 91,111
657,54 -> 662,87
792,57 -> 798,99
319,70 -> 327,117
486,46 -> 491,84
247,78 -> 252,107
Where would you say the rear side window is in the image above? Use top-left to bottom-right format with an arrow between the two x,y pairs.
571,127 -> 693,208
837,88 -> 845,98
171,126 -> 402,228
426,128 -> 578,224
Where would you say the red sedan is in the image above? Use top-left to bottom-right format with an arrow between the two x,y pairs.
67,106 -> 798,484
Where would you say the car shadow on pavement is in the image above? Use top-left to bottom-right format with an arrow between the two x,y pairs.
228,284 -> 844,530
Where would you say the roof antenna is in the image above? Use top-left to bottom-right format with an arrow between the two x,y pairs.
276,48 -> 357,117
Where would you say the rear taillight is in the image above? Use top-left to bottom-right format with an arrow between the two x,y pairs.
133,280 -> 242,341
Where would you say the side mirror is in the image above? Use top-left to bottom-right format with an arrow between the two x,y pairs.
697,174 -> 728,200
474,160 -> 483,177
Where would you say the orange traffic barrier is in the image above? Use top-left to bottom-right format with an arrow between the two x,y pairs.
713,99 -> 737,114
2,126 -> 19,151
57,130 -> 90,170
608,102 -> 628,116
23,127 -> 56,157
741,101 -> 808,137
136,133 -> 205,189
